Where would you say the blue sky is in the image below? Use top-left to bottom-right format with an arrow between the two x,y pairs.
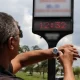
0,0 -> 80,66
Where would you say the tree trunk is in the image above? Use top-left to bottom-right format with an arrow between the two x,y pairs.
43,68 -> 45,79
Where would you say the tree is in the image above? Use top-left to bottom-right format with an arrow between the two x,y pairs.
22,45 -> 30,52
32,45 -> 48,78
73,67 -> 80,77
21,45 -> 41,76
40,60 -> 48,79
18,45 -> 23,53
31,45 -> 42,75
19,45 -> 33,75
56,60 -> 63,76
34,63 -> 42,75
32,45 -> 41,50
25,64 -> 35,76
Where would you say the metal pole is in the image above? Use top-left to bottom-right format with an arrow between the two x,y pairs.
48,41 -> 57,80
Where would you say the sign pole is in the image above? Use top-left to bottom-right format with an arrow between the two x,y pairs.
48,41 -> 57,80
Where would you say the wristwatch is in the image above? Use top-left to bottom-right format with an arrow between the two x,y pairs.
52,47 -> 59,56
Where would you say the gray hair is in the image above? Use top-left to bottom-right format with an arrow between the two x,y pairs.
0,12 -> 18,44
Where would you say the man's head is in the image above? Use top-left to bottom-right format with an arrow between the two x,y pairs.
0,12 -> 22,60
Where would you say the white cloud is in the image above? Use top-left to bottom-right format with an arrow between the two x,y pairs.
57,34 -> 73,47
23,9 -> 32,27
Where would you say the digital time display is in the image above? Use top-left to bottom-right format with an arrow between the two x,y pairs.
34,20 -> 72,31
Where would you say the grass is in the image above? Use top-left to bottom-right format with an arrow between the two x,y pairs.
75,75 -> 80,80
16,71 -> 80,80
16,71 -> 47,80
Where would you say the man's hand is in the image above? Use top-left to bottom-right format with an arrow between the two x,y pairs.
57,46 -> 80,80
57,45 -> 80,80
58,44 -> 80,59
58,44 -> 80,67
58,48 -> 74,67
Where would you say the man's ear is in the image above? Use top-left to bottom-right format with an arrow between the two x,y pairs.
8,37 -> 15,50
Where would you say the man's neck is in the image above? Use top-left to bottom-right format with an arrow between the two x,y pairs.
0,54 -> 10,70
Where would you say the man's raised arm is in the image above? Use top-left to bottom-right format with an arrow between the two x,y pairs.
11,45 -> 79,74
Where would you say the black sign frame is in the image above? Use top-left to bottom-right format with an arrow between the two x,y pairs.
32,0 -> 74,34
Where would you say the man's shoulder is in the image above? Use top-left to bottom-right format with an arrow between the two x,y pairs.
0,66 -> 23,80
0,74 -> 23,80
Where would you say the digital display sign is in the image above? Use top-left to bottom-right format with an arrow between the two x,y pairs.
34,20 -> 72,31
33,0 -> 73,80
34,0 -> 71,17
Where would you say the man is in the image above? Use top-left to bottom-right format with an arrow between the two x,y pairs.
0,12 -> 79,80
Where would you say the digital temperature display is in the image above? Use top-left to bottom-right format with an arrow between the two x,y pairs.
34,20 -> 72,31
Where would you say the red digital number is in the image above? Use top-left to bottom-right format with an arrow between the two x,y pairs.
40,21 -> 67,30
44,22 -> 49,29
55,22 -> 61,28
40,22 -> 43,29
50,23 -> 54,28
61,22 -> 66,29
40,22 -> 49,29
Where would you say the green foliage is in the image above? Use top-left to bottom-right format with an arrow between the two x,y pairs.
32,45 -> 41,50
40,60 -> 48,68
22,45 -> 30,52
34,63 -> 41,73
18,45 -> 23,53
24,64 -> 35,76
18,45 -> 30,53
39,60 -> 48,79
56,60 -> 63,75
73,67 -> 80,77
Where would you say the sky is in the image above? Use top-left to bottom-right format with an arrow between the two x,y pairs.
0,0 -> 80,66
